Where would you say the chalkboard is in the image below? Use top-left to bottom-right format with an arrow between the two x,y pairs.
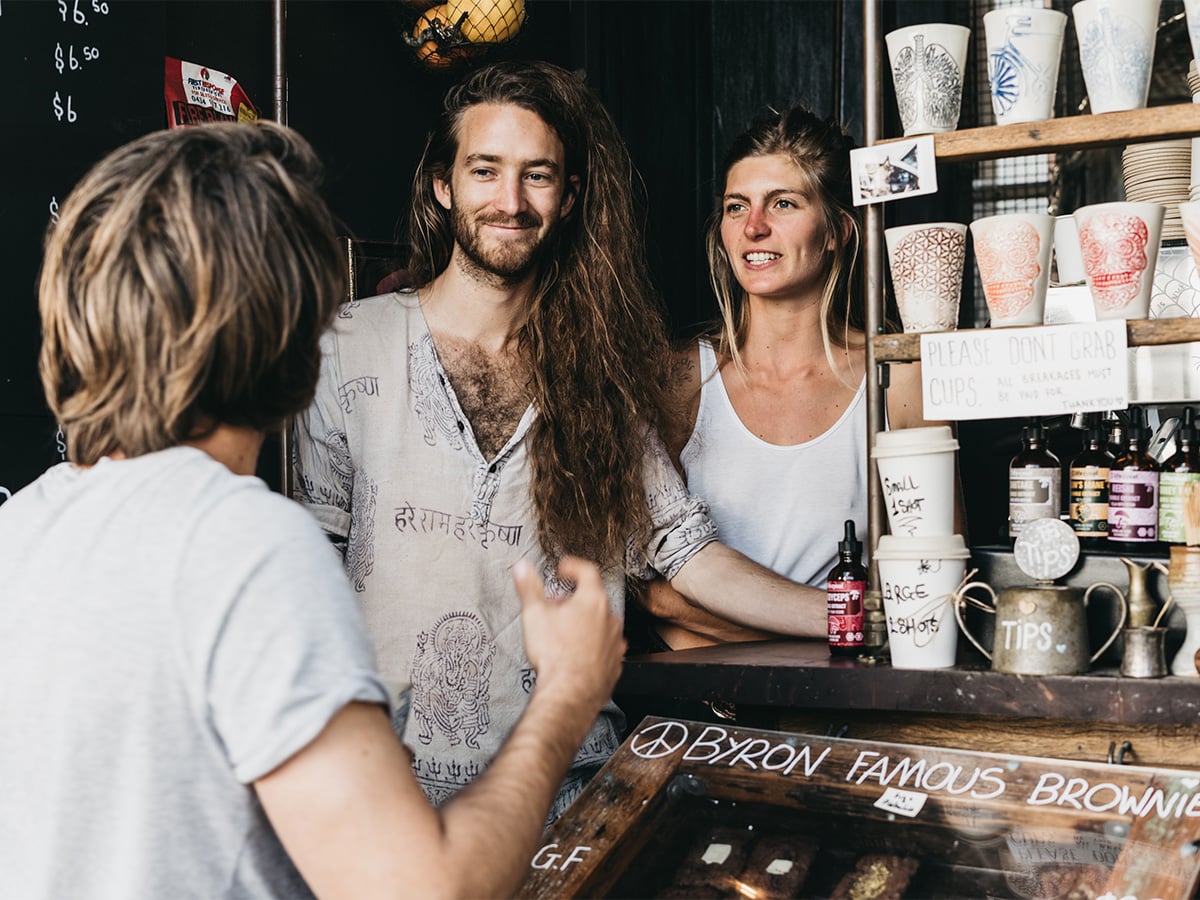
0,1 -> 272,502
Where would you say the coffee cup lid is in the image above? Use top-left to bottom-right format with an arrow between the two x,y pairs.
874,534 -> 970,560
872,425 -> 959,457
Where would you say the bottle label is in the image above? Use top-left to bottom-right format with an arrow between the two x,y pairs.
1009,466 -> 1061,537
1068,465 -> 1109,538
827,579 -> 865,648
1108,469 -> 1159,541
1158,472 -> 1200,544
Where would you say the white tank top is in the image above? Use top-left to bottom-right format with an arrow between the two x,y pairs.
680,340 -> 870,588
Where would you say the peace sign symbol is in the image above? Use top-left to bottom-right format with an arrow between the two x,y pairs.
630,721 -> 691,759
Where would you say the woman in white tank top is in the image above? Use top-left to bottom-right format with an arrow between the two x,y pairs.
641,107 -> 947,650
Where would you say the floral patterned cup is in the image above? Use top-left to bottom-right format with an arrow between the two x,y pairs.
885,23 -> 971,135
885,222 -> 967,333
1075,201 -> 1165,320
971,212 -> 1054,327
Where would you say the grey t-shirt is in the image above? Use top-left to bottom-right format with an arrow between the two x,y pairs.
0,447 -> 389,900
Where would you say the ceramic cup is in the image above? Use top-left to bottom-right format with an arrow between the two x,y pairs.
875,534 -> 970,669
1074,201 -> 1165,320
983,8 -> 1067,125
885,23 -> 971,135
1179,201 -> 1200,276
971,212 -> 1054,327
873,426 -> 960,537
885,222 -> 967,332
1072,0 -> 1161,114
1185,0 -> 1200,70
1053,214 -> 1086,285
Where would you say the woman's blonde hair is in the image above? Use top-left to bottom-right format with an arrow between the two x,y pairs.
39,121 -> 345,465
705,106 -> 864,379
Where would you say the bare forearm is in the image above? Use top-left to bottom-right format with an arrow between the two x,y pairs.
669,542 -> 827,638
439,686 -> 598,897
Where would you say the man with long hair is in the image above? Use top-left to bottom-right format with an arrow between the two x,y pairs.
1,121 -> 626,899
293,60 -> 826,819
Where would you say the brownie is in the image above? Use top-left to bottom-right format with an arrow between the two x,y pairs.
735,833 -> 819,898
830,853 -> 920,900
668,826 -> 753,891
1032,863 -> 1109,900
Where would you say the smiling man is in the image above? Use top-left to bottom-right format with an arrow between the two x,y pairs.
293,60 -> 830,820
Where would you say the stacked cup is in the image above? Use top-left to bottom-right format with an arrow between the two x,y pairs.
872,426 -> 969,669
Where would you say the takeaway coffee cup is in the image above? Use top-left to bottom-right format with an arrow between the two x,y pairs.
885,222 -> 967,333
971,212 -> 1054,327
875,534 -> 970,669
1074,201 -> 1165,320
885,23 -> 971,135
983,7 -> 1067,125
873,425 -> 959,537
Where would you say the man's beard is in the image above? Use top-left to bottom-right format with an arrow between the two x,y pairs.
450,204 -> 560,283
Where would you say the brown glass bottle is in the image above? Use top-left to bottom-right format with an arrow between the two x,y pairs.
1068,413 -> 1113,544
827,520 -> 866,656
1108,407 -> 1160,548
1009,418 -> 1061,540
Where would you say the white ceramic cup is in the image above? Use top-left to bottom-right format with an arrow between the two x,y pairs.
1179,201 -> 1200,280
1053,214 -> 1086,285
885,222 -> 967,332
873,426 -> 960,537
983,8 -> 1067,125
885,23 -> 971,135
1072,0 -> 1161,114
875,534 -> 970,669
971,212 -> 1054,327
1185,0 -> 1200,70
1074,201 -> 1165,320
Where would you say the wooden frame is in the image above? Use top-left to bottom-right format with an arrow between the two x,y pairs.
519,717 -> 1200,898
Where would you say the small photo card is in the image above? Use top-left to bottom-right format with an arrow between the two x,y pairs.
850,135 -> 938,206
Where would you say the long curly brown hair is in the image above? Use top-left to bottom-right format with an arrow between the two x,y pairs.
408,60 -> 675,564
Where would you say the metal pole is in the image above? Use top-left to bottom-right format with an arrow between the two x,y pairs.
273,0 -> 294,499
862,0 -> 889,651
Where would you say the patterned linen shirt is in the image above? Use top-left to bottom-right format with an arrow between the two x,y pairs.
293,290 -> 717,817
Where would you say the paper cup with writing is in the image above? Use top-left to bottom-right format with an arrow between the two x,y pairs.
885,222 -> 967,333
1072,0 -> 1160,114
1075,202 -> 1165,320
885,23 -> 971,135
971,212 -> 1054,327
984,7 -> 1067,125
873,426 -> 959,537
876,534 -> 970,669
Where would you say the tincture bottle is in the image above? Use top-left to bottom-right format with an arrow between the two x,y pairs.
827,520 -> 867,657
1009,418 -> 1061,540
1108,407 -> 1160,546
1158,408 -> 1199,545
1068,412 -> 1113,544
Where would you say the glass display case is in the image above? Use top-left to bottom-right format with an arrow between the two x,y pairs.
519,717 -> 1200,899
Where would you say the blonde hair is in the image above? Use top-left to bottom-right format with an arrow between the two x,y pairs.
39,121 -> 345,465
705,106 -> 864,380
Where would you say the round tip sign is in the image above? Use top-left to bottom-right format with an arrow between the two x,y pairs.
1014,517 -> 1080,582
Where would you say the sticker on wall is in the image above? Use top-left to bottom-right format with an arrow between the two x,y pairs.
850,135 -> 938,206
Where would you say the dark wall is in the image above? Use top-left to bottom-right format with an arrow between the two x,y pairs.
0,0 -> 860,501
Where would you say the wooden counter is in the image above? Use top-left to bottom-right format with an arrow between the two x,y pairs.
616,641 -> 1200,769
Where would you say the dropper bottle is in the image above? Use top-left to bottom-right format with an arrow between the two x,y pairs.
826,520 -> 867,657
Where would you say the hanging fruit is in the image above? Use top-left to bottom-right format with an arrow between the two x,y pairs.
444,0 -> 525,44
409,4 -> 483,68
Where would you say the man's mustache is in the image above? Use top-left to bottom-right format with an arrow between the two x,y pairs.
478,213 -> 541,229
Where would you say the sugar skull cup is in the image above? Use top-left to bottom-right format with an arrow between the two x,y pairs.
1074,201 -> 1165,320
971,212 -> 1054,327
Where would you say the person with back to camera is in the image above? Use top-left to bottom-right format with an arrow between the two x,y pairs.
0,120 -> 627,900
640,106 -> 952,650
292,62 -> 839,819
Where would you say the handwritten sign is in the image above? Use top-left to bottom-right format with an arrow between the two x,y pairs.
919,321 -> 1128,420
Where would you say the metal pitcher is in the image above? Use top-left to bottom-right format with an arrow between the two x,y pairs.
953,579 -> 1127,675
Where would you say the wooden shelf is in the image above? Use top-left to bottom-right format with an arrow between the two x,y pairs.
873,317 -> 1200,363
877,103 -> 1200,162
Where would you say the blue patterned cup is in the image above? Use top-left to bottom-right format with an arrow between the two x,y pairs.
984,8 -> 1067,125
1073,0 -> 1161,114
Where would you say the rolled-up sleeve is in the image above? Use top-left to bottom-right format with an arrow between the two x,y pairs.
628,428 -> 718,581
